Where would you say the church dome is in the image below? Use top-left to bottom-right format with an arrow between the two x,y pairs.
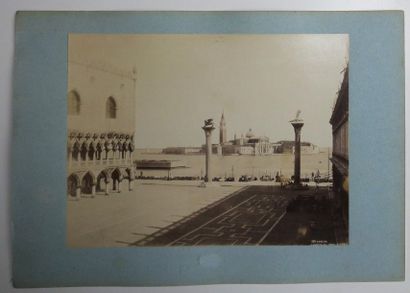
245,128 -> 255,138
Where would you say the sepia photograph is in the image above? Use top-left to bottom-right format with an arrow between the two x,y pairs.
66,34 -> 349,247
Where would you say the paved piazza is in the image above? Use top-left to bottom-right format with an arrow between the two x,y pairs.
67,182 -> 241,247
132,186 -> 294,246
68,182 -> 334,247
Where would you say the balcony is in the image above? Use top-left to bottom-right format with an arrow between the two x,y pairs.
68,157 -> 133,171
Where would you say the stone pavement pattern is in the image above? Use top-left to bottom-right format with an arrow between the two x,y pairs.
68,182 -> 336,247
133,186 -> 294,246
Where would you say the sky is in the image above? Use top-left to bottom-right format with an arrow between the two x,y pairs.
69,34 -> 349,148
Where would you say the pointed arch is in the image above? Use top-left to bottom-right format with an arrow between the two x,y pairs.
122,141 -> 128,159
67,173 -> 80,197
80,142 -> 88,161
111,168 -> 122,191
88,141 -> 95,160
80,171 -> 95,194
95,142 -> 103,160
111,168 -> 122,180
96,169 -> 110,192
72,141 -> 80,161
80,170 -> 96,184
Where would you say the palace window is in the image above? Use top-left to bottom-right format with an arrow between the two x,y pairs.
68,90 -> 81,115
106,96 -> 117,119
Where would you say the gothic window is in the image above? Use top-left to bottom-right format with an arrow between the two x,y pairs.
106,96 -> 117,119
72,141 -> 80,161
88,143 -> 95,160
80,143 -> 88,161
68,90 -> 81,115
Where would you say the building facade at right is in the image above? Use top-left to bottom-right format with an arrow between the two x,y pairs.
330,66 -> 349,239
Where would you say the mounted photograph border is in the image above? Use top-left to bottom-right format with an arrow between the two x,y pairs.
11,11 -> 404,287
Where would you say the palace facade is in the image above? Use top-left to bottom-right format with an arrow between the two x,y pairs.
67,60 -> 136,199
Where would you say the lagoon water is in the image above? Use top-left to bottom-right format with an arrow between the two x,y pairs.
135,149 -> 332,179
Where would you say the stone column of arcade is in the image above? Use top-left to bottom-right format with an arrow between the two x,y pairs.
202,119 -> 215,183
117,179 -> 122,193
129,169 -> 134,191
105,179 -> 111,195
75,185 -> 81,199
290,111 -> 304,186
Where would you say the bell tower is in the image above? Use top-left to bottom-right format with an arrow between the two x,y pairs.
219,111 -> 227,145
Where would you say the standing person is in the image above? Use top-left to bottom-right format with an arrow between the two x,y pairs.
315,169 -> 320,189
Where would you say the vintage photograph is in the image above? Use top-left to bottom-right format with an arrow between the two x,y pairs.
66,34 -> 349,247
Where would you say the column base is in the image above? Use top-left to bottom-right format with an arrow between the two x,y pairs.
75,188 -> 81,200
198,181 -> 220,188
105,180 -> 111,195
290,183 -> 309,190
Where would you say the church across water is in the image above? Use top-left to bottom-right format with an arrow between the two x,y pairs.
215,112 -> 320,156
163,112 -> 319,156
212,112 -> 280,156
